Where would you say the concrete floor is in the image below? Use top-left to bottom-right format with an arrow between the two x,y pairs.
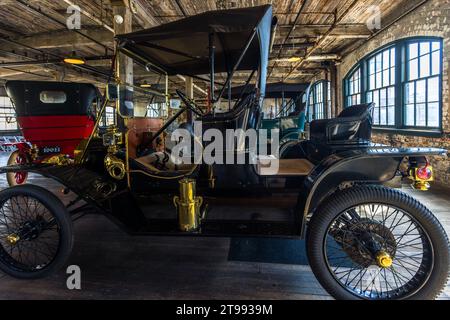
0,151 -> 449,300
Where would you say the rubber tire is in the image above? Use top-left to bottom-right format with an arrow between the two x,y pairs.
0,185 -> 73,279
6,150 -> 29,187
306,185 -> 450,300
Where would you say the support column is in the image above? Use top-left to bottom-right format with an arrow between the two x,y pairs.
112,1 -> 133,120
185,76 -> 194,124
329,62 -> 338,118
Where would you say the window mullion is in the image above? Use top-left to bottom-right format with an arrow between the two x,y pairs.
395,41 -> 403,129
361,62 -> 367,104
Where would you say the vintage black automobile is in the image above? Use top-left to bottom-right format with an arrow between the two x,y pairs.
0,5 -> 449,300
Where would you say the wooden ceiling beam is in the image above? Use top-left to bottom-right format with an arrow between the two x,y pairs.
283,0 -> 361,80
268,0 -> 309,79
2,28 -> 113,51
276,24 -> 372,38
131,0 -> 160,28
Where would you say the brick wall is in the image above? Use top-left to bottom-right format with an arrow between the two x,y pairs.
337,0 -> 450,186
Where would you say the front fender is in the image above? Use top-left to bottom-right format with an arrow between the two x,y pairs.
0,164 -> 146,233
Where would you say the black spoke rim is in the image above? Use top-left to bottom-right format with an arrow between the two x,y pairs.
324,203 -> 433,300
0,195 -> 61,272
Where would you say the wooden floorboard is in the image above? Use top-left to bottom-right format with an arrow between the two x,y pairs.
0,152 -> 448,300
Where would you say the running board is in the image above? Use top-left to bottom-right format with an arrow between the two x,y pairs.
130,219 -> 302,238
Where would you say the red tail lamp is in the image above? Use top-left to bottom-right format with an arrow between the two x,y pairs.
411,163 -> 433,191
416,165 -> 433,181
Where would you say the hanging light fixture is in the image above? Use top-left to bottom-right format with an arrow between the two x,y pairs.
140,82 -> 152,88
273,56 -> 302,63
64,52 -> 85,65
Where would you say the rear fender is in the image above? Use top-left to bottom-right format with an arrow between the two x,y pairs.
298,153 -> 403,237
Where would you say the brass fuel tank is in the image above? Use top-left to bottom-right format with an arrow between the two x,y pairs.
173,179 -> 203,232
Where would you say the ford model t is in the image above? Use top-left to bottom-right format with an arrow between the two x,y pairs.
3,81 -> 100,186
0,5 -> 449,300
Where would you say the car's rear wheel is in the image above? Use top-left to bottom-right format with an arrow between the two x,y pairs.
6,150 -> 30,186
0,185 -> 73,279
306,186 -> 450,300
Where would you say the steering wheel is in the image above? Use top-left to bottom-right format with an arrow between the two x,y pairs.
176,89 -> 204,116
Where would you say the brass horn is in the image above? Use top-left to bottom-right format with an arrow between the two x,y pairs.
104,154 -> 126,180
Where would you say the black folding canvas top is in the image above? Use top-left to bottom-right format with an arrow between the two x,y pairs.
5,81 -> 99,116
116,5 -> 273,97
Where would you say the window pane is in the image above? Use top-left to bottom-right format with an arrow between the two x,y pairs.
405,82 -> 415,105
0,97 -> 17,131
346,68 -> 361,107
405,104 -> 415,126
428,77 -> 440,102
388,86 -> 395,106
420,42 -> 430,55
416,103 -> 426,126
409,58 -> 418,80
383,69 -> 390,87
409,43 -> 418,59
428,102 -> 439,127
376,54 -> 382,72
369,59 -> 375,74
416,79 -> 426,103
380,106 -> 387,125
390,48 -> 396,65
380,88 -> 387,107
383,50 -> 390,69
376,72 -> 382,88
388,106 -> 395,126
369,74 -> 375,90
432,41 -> 441,52
390,67 -> 395,85
432,51 -> 440,75
373,90 -> 379,106
419,54 -> 430,78
373,107 -> 379,125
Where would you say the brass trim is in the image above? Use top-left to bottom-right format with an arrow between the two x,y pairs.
376,251 -> 393,269
6,233 -> 20,245
173,178 -> 203,232
104,154 -> 126,180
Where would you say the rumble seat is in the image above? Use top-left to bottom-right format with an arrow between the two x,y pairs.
309,103 -> 374,145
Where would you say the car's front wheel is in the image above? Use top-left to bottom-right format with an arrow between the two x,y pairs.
306,186 -> 450,300
0,185 -> 73,279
